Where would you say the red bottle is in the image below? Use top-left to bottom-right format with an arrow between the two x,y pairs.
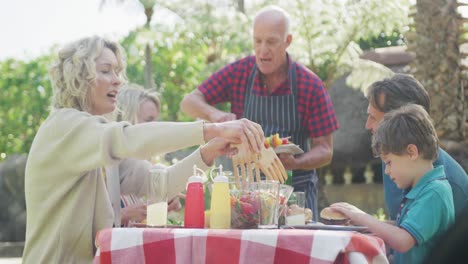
184,166 -> 205,228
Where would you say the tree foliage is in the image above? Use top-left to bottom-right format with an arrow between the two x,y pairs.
0,0 -> 411,160
358,30 -> 406,50
408,0 -> 466,140
266,0 -> 409,88
0,55 -> 54,160
122,0 -> 252,121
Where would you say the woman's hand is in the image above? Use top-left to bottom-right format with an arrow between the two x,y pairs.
168,195 -> 183,212
200,138 -> 238,166
203,118 -> 264,153
121,204 -> 147,226
208,111 -> 237,123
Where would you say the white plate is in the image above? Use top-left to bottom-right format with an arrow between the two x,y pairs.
274,144 -> 304,155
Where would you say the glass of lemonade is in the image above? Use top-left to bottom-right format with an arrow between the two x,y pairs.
286,191 -> 306,225
146,168 -> 168,227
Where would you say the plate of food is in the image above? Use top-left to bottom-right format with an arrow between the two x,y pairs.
287,207 -> 368,232
264,134 -> 304,155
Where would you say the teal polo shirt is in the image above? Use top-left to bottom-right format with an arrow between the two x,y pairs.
394,166 -> 455,264
383,148 -> 468,220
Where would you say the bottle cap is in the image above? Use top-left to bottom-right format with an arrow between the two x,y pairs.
187,165 -> 205,185
211,165 -> 229,183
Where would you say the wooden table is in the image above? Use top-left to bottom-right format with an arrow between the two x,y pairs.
94,227 -> 388,264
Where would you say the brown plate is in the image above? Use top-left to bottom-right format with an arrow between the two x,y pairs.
274,144 -> 304,155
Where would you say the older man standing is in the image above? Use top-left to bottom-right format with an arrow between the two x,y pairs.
181,6 -> 339,220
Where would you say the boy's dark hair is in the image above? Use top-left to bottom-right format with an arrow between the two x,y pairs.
372,104 -> 439,161
366,74 -> 431,113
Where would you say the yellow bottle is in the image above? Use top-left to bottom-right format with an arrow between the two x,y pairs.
209,165 -> 231,229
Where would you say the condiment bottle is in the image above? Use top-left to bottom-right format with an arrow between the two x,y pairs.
184,165 -> 205,228
209,165 -> 231,229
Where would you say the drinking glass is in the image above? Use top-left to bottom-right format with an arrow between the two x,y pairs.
278,184 -> 294,226
257,180 -> 280,229
146,168 -> 168,227
230,182 -> 261,229
286,191 -> 305,225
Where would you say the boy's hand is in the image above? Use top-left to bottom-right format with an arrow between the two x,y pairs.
330,202 -> 366,224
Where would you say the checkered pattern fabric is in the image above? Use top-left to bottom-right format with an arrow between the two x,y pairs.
94,228 -> 387,264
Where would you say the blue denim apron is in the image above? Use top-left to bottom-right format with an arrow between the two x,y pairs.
243,63 -> 319,221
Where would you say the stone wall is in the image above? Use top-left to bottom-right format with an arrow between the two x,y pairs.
324,183 -> 386,217
0,155 -> 26,242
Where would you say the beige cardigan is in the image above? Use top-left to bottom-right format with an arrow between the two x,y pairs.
23,108 -> 207,263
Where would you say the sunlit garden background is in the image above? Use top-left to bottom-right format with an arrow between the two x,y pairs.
0,0 -> 466,258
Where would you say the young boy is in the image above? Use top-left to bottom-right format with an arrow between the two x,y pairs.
331,104 -> 454,264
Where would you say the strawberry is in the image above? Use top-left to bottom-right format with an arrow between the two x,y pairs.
240,202 -> 255,216
279,194 -> 286,205
281,137 -> 289,145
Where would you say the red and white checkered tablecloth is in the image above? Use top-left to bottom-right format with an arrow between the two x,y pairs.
94,228 -> 388,264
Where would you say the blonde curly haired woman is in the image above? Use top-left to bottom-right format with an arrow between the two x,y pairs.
23,36 -> 264,263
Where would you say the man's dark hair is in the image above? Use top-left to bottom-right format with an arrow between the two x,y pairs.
372,104 -> 439,161
366,74 -> 431,113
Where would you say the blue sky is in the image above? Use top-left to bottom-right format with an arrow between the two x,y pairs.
0,0 -> 146,61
